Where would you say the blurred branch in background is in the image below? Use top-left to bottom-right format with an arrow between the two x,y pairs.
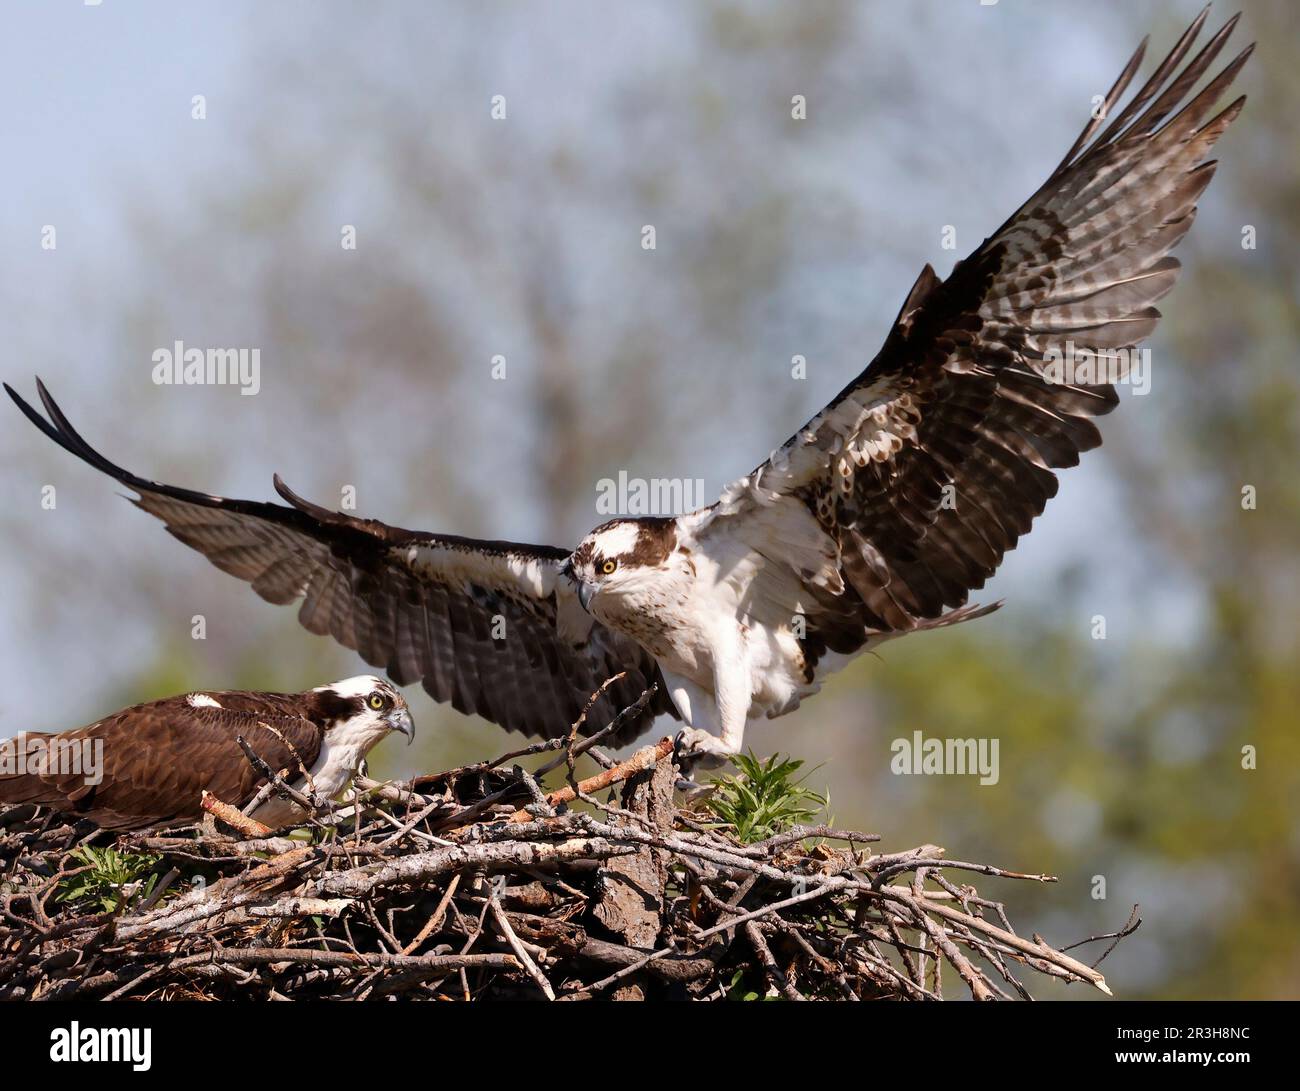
0,1 -> 1295,1000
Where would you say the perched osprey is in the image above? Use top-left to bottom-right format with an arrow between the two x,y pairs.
0,676 -> 413,830
7,11 -> 1248,767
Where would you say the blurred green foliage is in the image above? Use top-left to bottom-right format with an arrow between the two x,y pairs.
8,0 -> 1296,1000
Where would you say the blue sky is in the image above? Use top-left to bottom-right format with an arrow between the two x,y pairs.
0,1 -> 1234,743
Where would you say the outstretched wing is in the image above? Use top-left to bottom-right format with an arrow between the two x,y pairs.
0,698 -> 323,830
6,381 -> 675,742
702,9 -> 1249,635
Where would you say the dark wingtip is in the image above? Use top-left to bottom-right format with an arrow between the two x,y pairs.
34,376 -> 61,422
35,377 -> 78,437
4,377 -> 36,410
2,381 -> 28,417
272,473 -> 297,503
273,473 -> 334,519
6,377 -> 70,449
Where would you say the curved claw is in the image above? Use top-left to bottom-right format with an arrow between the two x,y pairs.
672,729 -> 690,768
673,728 -> 735,773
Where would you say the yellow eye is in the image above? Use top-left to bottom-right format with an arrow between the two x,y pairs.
368,693 -> 385,710
601,559 -> 617,575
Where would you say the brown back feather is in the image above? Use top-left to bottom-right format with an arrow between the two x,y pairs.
0,694 -> 322,830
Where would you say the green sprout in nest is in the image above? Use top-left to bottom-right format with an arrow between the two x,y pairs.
705,752 -> 828,844
56,845 -> 163,913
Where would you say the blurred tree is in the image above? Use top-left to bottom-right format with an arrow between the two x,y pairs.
1,0 -> 1294,999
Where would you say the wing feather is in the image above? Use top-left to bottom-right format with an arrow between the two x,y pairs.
5,381 -> 675,742
700,11 -> 1249,651
0,695 -> 321,830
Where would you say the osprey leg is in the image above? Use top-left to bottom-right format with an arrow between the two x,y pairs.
664,665 -> 746,770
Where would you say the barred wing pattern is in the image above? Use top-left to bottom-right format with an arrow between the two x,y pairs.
5,381 -> 675,742
707,9 -> 1249,632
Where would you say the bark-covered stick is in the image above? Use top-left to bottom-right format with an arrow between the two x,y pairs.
507,736 -> 675,823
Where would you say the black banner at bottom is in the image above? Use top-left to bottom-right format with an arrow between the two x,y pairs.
3,998 -> 1289,1076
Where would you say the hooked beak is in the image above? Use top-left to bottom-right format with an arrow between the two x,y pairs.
578,582 -> 596,612
387,707 -> 415,746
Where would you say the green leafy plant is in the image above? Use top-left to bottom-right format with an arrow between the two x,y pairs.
56,845 -> 162,913
706,752 -> 828,844
725,967 -> 769,1001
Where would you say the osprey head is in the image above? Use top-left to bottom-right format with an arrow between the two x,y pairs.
308,675 -> 414,748
567,517 -> 679,615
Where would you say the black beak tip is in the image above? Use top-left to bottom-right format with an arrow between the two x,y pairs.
390,712 -> 415,745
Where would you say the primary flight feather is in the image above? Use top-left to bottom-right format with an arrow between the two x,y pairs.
6,10 -> 1250,766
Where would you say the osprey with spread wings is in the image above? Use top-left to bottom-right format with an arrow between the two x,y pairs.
7,11 -> 1249,766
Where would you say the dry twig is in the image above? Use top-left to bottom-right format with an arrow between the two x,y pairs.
0,687 -> 1132,1001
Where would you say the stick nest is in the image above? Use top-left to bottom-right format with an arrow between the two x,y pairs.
0,702 -> 1133,1001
